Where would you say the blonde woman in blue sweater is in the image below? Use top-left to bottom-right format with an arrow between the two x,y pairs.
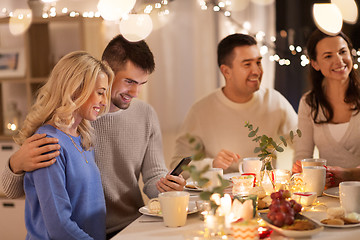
14,51 -> 113,239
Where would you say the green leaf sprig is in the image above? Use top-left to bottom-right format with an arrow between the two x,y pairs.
244,122 -> 302,160
182,134 -> 229,213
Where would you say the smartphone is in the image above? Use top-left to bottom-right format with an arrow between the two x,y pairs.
170,156 -> 192,176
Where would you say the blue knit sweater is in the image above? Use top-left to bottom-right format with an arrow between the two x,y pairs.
24,125 -> 106,240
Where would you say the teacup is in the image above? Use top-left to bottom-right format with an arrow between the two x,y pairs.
340,181 -> 360,213
239,157 -> 262,177
301,158 -> 327,169
159,191 -> 190,227
302,166 -> 326,196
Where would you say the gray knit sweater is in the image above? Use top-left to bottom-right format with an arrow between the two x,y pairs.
1,99 -> 169,234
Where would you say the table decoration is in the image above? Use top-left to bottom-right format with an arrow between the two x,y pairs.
231,219 -> 259,240
232,175 -> 255,195
244,122 -> 302,194
292,192 -> 317,206
232,195 -> 258,220
182,128 -> 299,239
290,173 -> 307,193
257,226 -> 273,239
274,169 -> 291,191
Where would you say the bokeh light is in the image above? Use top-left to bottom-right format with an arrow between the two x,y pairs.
313,3 -> 342,35
9,9 -> 32,35
331,0 -> 358,24
120,14 -> 153,42
97,0 -> 136,21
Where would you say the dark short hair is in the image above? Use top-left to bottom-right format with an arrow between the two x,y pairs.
217,33 -> 257,67
102,35 -> 155,74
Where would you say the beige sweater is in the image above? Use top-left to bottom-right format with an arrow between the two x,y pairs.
294,94 -> 360,167
171,87 -> 298,174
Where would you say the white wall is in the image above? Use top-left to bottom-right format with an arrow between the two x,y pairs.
144,0 -> 276,168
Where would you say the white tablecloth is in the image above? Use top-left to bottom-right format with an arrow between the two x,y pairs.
112,195 -> 360,240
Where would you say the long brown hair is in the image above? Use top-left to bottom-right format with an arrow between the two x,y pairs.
306,29 -> 360,123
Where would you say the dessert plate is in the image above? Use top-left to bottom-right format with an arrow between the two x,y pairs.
304,211 -> 360,228
139,203 -> 198,217
323,187 -> 339,198
184,181 -> 203,192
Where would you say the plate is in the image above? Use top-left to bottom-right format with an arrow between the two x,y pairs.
223,172 -> 242,181
323,187 -> 339,198
259,212 -> 324,238
185,181 -> 203,192
304,211 -> 360,228
139,203 -> 198,217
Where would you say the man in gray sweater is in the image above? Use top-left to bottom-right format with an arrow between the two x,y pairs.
1,35 -> 185,239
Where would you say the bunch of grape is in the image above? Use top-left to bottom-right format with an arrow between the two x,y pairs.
266,190 -> 302,227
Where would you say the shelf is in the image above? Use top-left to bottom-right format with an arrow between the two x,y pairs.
0,15 -> 105,136
0,135 -> 15,142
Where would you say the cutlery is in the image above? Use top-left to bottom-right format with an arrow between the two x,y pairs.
139,220 -> 163,223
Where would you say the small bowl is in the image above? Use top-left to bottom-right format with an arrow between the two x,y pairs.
292,192 -> 317,206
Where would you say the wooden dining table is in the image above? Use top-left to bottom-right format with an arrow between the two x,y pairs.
112,191 -> 360,240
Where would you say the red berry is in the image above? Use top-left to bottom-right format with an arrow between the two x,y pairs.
289,199 -> 296,207
284,215 -> 294,225
293,203 -> 302,213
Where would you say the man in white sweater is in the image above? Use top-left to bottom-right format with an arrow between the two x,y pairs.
171,33 -> 298,174
1,35 -> 185,239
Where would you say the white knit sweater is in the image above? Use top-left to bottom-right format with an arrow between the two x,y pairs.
171,87 -> 298,173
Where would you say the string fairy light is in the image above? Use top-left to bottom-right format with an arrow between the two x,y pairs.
198,0 -> 360,68
198,0 -> 308,67
1,0 -> 360,65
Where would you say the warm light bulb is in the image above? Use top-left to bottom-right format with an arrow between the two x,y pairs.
251,0 -> 275,6
97,0 -> 136,21
313,3 -> 343,35
230,0 -> 250,11
331,0 -> 358,24
9,9 -> 32,35
119,14 -> 153,42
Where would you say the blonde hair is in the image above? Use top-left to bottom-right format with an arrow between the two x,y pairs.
14,51 -> 114,150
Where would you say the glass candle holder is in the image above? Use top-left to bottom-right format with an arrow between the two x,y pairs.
274,169 -> 291,191
232,175 -> 255,196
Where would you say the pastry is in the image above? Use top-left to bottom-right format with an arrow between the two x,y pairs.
321,218 -> 344,225
284,219 -> 316,230
147,198 -> 161,214
327,207 -> 345,219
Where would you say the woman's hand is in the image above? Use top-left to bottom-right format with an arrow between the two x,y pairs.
292,160 -> 302,173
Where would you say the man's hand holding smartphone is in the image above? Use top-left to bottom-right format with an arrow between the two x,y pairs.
156,157 -> 191,192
